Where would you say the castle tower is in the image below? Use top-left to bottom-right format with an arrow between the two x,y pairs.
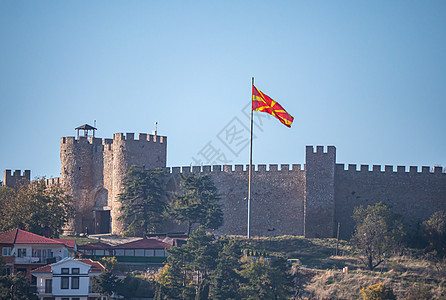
304,146 -> 336,238
61,126 -> 167,235
60,125 -> 97,234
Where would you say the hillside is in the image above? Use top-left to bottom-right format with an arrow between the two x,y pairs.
240,236 -> 446,299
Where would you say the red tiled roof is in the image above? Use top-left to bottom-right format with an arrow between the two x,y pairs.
112,238 -> 171,249
78,242 -> 112,250
31,264 -> 52,273
0,229 -> 64,245
31,258 -> 105,273
77,259 -> 105,272
0,229 -> 18,244
53,239 -> 76,248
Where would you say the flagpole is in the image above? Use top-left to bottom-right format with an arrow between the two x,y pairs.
248,77 -> 254,239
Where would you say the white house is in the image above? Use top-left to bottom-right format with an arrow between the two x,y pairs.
31,257 -> 105,300
0,229 -> 72,282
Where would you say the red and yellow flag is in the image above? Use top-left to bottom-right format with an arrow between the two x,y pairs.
252,85 -> 294,128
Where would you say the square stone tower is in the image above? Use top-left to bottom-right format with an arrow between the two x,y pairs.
304,146 -> 336,238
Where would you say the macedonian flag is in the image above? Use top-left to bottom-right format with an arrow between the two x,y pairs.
252,85 -> 294,128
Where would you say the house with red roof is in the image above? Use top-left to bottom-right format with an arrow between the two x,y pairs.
0,229 -> 72,281
31,257 -> 105,300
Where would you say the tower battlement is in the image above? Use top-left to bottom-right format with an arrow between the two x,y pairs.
61,133 -> 166,145
3,169 -> 31,188
112,133 -> 166,143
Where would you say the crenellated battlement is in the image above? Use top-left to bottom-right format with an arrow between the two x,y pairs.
336,163 -> 445,174
61,133 -> 167,145
3,169 -> 31,187
113,133 -> 166,143
45,177 -> 60,186
168,163 -> 305,175
306,145 -> 336,155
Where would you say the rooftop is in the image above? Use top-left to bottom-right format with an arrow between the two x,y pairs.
112,238 -> 171,249
0,229 -> 65,245
78,241 -> 112,250
31,258 -> 104,273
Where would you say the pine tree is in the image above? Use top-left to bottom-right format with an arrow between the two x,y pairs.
118,166 -> 167,236
209,239 -> 242,299
166,174 -> 223,235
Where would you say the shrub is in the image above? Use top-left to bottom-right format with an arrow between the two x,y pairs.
360,282 -> 396,300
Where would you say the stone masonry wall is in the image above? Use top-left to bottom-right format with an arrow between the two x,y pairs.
58,131 -> 446,238
334,164 -> 446,239
166,164 -> 306,237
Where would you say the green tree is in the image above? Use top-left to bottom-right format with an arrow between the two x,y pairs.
352,202 -> 405,270
155,227 -> 217,299
238,256 -> 293,300
92,270 -> 119,300
0,273 -> 38,300
423,210 -> 446,257
116,275 -> 154,299
0,179 -> 73,238
155,253 -> 195,299
209,238 -> 242,299
118,166 -> 167,236
166,174 -> 223,235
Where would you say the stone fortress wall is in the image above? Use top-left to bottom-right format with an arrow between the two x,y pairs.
27,131 -> 446,238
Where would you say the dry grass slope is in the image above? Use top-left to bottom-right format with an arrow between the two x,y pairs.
240,235 -> 446,299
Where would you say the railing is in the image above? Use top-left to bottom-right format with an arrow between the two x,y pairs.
15,256 -> 60,264
36,287 -> 52,294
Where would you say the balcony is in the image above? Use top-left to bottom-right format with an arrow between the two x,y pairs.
36,287 -> 52,295
15,256 -> 60,264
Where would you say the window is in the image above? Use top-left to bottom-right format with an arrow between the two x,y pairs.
62,298 -> 69,300
94,250 -> 105,256
144,249 -> 154,256
72,298 -> 80,300
61,277 -> 69,289
124,249 -> 134,256
17,248 -> 27,257
71,277 -> 79,289
72,268 -> 80,274
45,279 -> 52,293
115,249 -> 124,256
61,268 -> 69,274
135,249 -> 144,256
2,247 -> 11,256
17,268 -> 27,275
155,249 -> 165,257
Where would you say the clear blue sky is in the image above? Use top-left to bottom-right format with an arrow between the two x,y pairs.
1,1 -> 445,179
